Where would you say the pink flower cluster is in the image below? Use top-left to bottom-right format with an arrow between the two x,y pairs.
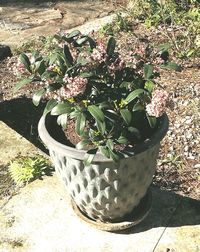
60,75 -> 88,98
146,90 -> 169,117
91,43 -> 107,63
108,56 -> 126,74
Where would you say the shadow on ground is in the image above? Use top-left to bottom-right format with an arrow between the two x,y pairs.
0,97 -> 47,154
114,187 -> 200,234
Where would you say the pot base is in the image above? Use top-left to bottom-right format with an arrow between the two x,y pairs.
71,189 -> 152,231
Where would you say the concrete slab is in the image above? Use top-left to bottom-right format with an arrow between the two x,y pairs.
154,196 -> 200,252
0,119 -> 199,252
0,121 -> 41,167
0,171 -> 183,252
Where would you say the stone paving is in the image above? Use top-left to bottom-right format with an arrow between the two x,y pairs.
0,0 -> 114,47
0,122 -> 200,252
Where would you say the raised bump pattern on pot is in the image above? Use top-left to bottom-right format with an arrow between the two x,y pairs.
49,144 -> 160,221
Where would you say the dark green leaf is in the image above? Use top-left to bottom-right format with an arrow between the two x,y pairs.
117,136 -> 128,144
106,37 -> 116,56
87,37 -> 96,49
32,88 -> 45,106
144,64 -> 153,80
14,78 -> 33,92
43,99 -> 58,115
76,139 -> 91,150
20,53 -> 31,72
63,45 -> 73,66
125,89 -> 144,104
99,102 -> 110,109
128,127 -> 141,139
88,105 -> 105,122
120,109 -> 132,125
35,60 -> 46,75
57,114 -> 68,129
96,121 -> 106,135
75,113 -> 86,135
132,103 -> 144,112
147,116 -> 157,128
161,62 -> 181,72
51,103 -> 72,115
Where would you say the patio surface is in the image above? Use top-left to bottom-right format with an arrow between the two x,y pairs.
0,121 -> 199,252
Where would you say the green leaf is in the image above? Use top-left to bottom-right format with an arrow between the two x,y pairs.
87,37 -> 96,49
147,116 -> 157,128
120,81 -> 130,89
49,53 -> 58,65
57,114 -> 68,129
76,36 -> 88,45
32,88 -> 45,106
96,121 -> 106,135
132,103 -> 144,112
125,89 -> 144,104
35,60 -> 46,75
75,113 -> 86,135
43,99 -> 58,115
66,30 -> 81,39
117,136 -> 128,144
76,139 -> 91,150
105,109 -> 118,123
157,43 -> 171,52
84,148 -> 98,166
109,149 -> 120,162
63,45 -> 73,66
128,127 -> 141,139
79,72 -> 94,78
106,37 -> 116,56
144,64 -> 153,80
77,56 -> 90,66
99,102 -> 110,109
20,53 -> 31,72
106,139 -> 114,150
144,80 -> 154,93
99,146 -> 110,158
14,78 -> 33,92
88,105 -> 105,122
51,103 -> 72,115
120,109 -> 132,125
161,62 -> 181,72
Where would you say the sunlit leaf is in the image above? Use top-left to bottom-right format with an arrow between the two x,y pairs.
32,88 -> 45,106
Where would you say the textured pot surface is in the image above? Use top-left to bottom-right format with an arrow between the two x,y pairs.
38,114 -> 168,222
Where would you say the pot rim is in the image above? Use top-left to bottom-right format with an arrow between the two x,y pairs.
38,114 -> 169,162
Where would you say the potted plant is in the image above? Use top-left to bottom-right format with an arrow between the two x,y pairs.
14,30 -> 178,230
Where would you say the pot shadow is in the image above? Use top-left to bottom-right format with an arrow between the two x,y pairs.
113,186 -> 200,234
0,97 -> 48,154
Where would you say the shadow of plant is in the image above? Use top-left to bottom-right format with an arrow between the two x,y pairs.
0,97 -> 47,154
